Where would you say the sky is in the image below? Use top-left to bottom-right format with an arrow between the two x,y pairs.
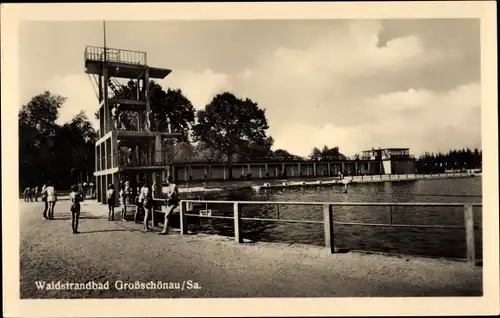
19,19 -> 481,157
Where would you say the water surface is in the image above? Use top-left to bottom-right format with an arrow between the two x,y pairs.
187,177 -> 483,260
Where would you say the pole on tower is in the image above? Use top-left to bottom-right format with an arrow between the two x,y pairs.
102,20 -> 109,133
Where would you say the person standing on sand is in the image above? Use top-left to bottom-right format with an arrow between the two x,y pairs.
42,181 -> 57,220
41,184 -> 48,219
23,186 -> 30,202
82,182 -> 88,199
29,186 -> 34,202
158,176 -> 179,235
119,184 -> 127,221
89,181 -> 95,198
139,182 -> 153,231
33,185 -> 39,202
69,184 -> 84,234
107,184 -> 116,221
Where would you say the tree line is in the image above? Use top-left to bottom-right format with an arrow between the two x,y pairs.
19,80 -> 482,188
415,149 -> 482,173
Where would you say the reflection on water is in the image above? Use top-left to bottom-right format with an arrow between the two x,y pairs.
186,177 -> 482,260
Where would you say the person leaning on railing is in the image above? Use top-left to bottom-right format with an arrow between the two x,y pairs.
158,176 -> 180,235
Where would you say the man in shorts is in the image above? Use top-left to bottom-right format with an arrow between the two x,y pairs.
158,176 -> 179,235
107,184 -> 116,221
139,181 -> 153,231
69,184 -> 83,234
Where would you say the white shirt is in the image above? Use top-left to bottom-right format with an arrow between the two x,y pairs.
44,186 -> 56,202
165,183 -> 178,200
139,186 -> 150,200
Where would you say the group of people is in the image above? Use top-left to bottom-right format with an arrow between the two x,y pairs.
23,183 -> 58,218
111,105 -> 154,132
23,176 -> 179,236
30,182 -> 58,220
23,185 -> 40,202
105,176 -> 180,235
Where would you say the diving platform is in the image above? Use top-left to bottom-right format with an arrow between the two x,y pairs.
84,45 -> 171,79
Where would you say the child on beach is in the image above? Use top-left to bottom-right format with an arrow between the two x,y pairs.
107,184 -> 116,221
69,184 -> 83,234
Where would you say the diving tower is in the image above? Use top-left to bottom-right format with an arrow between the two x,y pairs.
85,45 -> 181,205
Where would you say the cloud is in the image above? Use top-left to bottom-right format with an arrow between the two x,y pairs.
270,122 -> 364,158
272,82 -> 480,157
45,74 -> 100,127
161,69 -> 231,109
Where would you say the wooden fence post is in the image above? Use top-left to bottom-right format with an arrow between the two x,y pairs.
323,204 -> 334,253
464,205 -> 476,265
180,201 -> 188,235
234,202 -> 243,243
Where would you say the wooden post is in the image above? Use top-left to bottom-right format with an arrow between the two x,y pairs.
180,201 -> 188,235
464,205 -> 476,265
276,204 -> 280,219
234,202 -> 242,243
323,204 -> 334,253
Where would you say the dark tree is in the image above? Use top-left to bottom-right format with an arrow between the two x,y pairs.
236,136 -> 275,161
310,145 -> 346,161
19,92 -> 66,188
113,80 -> 195,142
19,92 -> 97,190
272,148 -> 303,161
192,92 -> 270,180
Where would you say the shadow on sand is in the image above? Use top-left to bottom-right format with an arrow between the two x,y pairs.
51,216 -> 104,221
79,228 -> 142,234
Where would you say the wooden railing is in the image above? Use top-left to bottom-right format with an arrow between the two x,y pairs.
153,200 -> 482,265
85,45 -> 147,65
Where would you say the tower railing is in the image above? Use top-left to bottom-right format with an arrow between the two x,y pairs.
113,150 -> 168,167
85,45 -> 147,65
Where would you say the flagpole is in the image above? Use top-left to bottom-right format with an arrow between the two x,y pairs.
102,20 -> 109,131
103,20 -> 107,62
